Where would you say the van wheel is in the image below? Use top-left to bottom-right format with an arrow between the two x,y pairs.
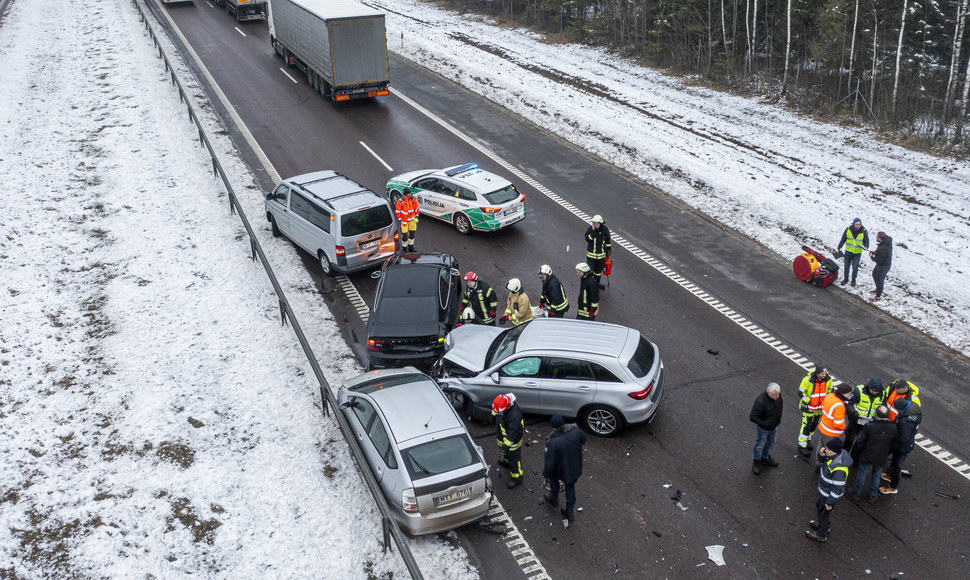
269,216 -> 281,238
319,252 -> 334,277
454,213 -> 472,235
580,405 -> 624,437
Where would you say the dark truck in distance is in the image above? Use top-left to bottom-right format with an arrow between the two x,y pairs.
268,0 -> 390,101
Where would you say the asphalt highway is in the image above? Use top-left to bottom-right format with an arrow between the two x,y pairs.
161,3 -> 970,578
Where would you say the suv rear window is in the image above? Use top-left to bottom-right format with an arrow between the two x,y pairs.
627,336 -> 656,378
483,184 -> 519,205
341,205 -> 392,237
403,435 -> 477,481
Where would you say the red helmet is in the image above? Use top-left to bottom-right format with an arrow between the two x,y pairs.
492,394 -> 511,414
463,271 -> 479,282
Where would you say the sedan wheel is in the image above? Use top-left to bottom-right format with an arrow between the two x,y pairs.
454,213 -> 472,235
581,406 -> 623,437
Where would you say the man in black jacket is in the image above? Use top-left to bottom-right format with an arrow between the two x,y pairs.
868,231 -> 893,302
848,405 -> 896,503
493,393 -> 525,489
880,398 -> 922,495
750,382 -> 783,474
543,415 -> 588,522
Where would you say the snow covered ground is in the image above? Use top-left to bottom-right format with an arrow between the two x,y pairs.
376,0 -> 970,356
0,0 -> 477,577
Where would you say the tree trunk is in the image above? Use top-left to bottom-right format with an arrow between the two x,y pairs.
744,0 -> 752,75
752,0 -> 759,71
891,0 -> 909,117
721,0 -> 728,52
942,0 -> 969,123
847,0 -> 859,95
870,9 -> 879,111
782,0 -> 792,93
957,30 -> 970,139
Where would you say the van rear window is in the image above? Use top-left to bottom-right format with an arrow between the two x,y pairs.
342,205 -> 392,237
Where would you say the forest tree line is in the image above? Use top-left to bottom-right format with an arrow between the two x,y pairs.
443,0 -> 970,153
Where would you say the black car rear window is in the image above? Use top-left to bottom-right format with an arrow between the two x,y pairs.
403,435 -> 478,481
482,184 -> 519,205
382,266 -> 439,298
341,205 -> 392,237
627,336 -> 656,378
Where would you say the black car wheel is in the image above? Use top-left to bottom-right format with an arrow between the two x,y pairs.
580,405 -> 624,437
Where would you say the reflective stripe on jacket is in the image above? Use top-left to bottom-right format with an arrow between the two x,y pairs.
844,227 -> 866,254
851,385 -> 885,420
886,381 -> 922,421
819,392 -> 848,437
540,274 -> 569,313
585,224 -> 612,259
817,450 -> 852,505
799,373 -> 832,412
463,282 -> 498,323
505,292 -> 533,325
577,274 -> 599,318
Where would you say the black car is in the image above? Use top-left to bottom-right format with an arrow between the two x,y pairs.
366,252 -> 462,369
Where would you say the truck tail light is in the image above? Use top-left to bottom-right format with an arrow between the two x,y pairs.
402,488 -> 418,513
627,383 -> 654,400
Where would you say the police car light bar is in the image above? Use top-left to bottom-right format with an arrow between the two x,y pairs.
444,163 -> 478,176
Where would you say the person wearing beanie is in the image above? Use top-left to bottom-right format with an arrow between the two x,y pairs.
835,218 -> 869,286
806,437 -> 853,542
880,398 -> 923,495
542,415 -> 587,523
849,405 -> 896,504
797,365 -> 834,456
844,378 -> 886,450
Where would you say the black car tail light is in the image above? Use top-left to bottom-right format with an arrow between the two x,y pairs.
367,338 -> 388,351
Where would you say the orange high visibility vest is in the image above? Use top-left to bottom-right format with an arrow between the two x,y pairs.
886,381 -> 922,421
395,196 -> 409,223
818,392 -> 847,437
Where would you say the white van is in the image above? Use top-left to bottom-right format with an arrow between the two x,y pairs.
266,171 -> 399,275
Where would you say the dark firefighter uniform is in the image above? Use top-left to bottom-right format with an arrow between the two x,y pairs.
462,280 -> 498,325
585,219 -> 612,285
539,274 -> 569,317
493,394 -> 524,488
577,269 -> 600,320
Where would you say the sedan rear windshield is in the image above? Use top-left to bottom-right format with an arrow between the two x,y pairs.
403,435 -> 478,481
482,184 -> 519,205
341,205 -> 392,237
627,336 -> 656,378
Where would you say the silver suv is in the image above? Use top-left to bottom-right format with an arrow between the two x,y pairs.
265,171 -> 398,275
337,368 -> 492,536
434,319 -> 665,436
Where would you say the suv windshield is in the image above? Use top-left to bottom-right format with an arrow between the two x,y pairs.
627,336 -> 656,378
482,184 -> 519,205
486,324 -> 527,368
341,205 -> 392,237
403,435 -> 477,481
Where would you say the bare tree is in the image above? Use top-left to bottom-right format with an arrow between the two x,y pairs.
721,0 -> 728,53
847,0 -> 860,94
957,29 -> 970,139
783,0 -> 793,93
870,4 -> 879,110
752,0 -> 759,70
891,0 -> 909,117
942,0 -> 969,123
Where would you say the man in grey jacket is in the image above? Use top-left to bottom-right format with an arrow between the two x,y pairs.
806,438 -> 853,542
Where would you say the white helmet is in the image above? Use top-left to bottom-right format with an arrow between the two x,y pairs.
538,264 -> 552,276
461,307 -> 476,321
592,214 -> 604,224
507,278 -> 522,293
575,262 -> 591,273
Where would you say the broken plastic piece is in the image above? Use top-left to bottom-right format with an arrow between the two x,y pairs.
705,545 -> 726,566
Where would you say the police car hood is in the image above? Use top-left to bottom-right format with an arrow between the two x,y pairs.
444,324 -> 506,372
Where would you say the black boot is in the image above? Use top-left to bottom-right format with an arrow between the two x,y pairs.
561,507 -> 574,522
761,456 -> 779,467
752,460 -> 761,475
544,492 -> 559,507
507,477 -> 522,489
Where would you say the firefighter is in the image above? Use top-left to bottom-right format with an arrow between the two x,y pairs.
575,263 -> 599,320
538,264 -> 569,317
493,393 -> 524,488
885,379 -> 921,421
395,188 -> 419,252
585,214 -> 612,289
797,364 -> 833,456
462,271 -> 498,325
501,278 -> 533,326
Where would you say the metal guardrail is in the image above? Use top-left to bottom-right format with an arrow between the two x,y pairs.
131,1 -> 423,577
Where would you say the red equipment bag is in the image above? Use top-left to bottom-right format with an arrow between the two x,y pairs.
794,246 -> 840,288
604,256 -> 613,276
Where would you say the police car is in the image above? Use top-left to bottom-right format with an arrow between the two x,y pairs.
386,163 -> 527,234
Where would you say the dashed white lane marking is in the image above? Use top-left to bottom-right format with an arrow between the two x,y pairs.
337,275 -> 369,321
486,500 -> 550,580
234,27 -> 246,37
390,86 -> 970,485
279,68 -> 298,84
359,141 -> 393,171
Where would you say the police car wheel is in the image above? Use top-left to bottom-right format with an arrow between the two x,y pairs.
454,213 -> 472,235
389,189 -> 403,206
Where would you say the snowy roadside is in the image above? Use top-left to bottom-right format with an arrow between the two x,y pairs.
0,0 -> 476,577
377,0 -> 970,356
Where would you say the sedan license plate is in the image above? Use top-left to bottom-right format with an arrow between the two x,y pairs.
434,485 -> 471,507
361,240 -> 380,250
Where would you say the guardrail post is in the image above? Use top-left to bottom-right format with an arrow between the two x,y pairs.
381,517 -> 392,554
250,238 -> 257,261
279,300 -> 288,327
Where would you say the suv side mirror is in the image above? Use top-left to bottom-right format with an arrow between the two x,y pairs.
489,372 -> 500,385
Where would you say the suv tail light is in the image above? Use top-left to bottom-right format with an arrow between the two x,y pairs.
627,382 -> 654,400
367,338 -> 387,351
402,488 -> 418,513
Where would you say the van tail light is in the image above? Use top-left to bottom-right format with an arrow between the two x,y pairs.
402,488 -> 418,513
627,383 -> 654,400
335,246 -> 346,257
480,207 -> 502,214
366,338 -> 387,351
